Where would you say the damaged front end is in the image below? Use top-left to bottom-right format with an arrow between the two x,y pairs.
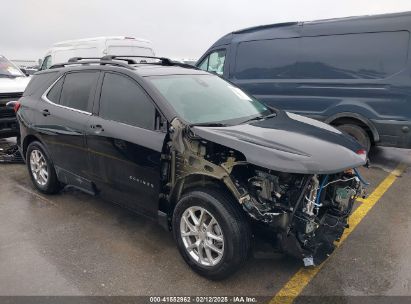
165,118 -> 368,267
239,168 -> 366,266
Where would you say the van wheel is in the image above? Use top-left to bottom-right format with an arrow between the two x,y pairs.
336,124 -> 371,152
27,141 -> 62,194
172,188 -> 251,280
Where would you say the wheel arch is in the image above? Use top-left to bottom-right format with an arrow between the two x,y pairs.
22,134 -> 44,159
165,173 -> 240,217
325,112 -> 379,144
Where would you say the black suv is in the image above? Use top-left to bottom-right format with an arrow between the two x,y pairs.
17,56 -> 367,279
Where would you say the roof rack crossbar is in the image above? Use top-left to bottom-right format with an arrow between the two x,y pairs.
49,60 -> 134,70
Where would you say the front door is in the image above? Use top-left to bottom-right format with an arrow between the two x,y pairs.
86,72 -> 165,218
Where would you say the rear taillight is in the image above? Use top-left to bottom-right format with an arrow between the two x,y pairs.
356,149 -> 367,161
356,149 -> 366,155
13,101 -> 21,112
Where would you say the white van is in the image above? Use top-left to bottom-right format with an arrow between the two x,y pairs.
39,36 -> 156,70
0,55 -> 30,138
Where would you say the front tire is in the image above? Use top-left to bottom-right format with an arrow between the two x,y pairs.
172,188 -> 251,280
26,141 -> 61,194
336,124 -> 371,152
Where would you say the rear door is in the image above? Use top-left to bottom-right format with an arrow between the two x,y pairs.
87,71 -> 165,218
40,70 -> 99,190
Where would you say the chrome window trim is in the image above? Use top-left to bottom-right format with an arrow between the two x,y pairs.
41,74 -> 92,116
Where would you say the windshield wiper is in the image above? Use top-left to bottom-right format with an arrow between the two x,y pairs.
241,112 -> 277,124
190,122 -> 227,127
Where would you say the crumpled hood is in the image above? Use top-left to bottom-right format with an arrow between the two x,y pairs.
192,111 -> 366,174
0,77 -> 30,93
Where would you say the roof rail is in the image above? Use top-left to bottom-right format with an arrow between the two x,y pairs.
68,57 -> 103,62
50,55 -> 199,71
101,55 -> 199,70
101,55 -> 174,65
67,56 -> 138,64
101,56 -> 137,64
232,21 -> 299,34
49,60 -> 134,70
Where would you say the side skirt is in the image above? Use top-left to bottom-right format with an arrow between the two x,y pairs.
55,166 -> 97,196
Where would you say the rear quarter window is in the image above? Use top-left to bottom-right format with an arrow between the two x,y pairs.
23,72 -> 58,96
46,76 -> 64,103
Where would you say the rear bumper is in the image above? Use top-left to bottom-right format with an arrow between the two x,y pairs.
372,119 -> 411,149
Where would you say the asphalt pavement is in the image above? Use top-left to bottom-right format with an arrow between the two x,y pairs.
0,141 -> 410,302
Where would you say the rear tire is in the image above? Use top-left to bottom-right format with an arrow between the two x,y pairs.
26,141 -> 62,194
172,188 -> 251,280
336,124 -> 371,152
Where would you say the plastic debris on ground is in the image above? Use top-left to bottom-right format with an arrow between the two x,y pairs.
0,139 -> 23,164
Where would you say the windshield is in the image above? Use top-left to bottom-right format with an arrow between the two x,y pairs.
148,74 -> 271,124
0,56 -> 25,77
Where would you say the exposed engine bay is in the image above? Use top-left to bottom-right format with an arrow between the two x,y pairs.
163,118 -> 368,267
240,168 -> 365,265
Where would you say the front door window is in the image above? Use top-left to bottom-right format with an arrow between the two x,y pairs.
41,55 -> 52,70
198,50 -> 226,76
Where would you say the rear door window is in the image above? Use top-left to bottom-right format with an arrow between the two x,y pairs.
99,72 -> 155,129
59,71 -> 99,112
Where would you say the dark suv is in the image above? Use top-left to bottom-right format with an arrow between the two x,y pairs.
17,56 -> 367,279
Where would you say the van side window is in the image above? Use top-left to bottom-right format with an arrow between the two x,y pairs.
198,50 -> 226,75
234,39 -> 300,79
46,76 -> 64,103
235,31 -> 408,80
59,72 -> 98,112
299,31 -> 409,79
41,56 -> 52,70
99,73 -> 155,130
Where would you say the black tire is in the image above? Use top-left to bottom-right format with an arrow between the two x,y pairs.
26,141 -> 62,194
336,124 -> 371,152
172,188 -> 251,280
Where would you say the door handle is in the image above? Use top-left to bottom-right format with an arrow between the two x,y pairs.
90,124 -> 104,133
42,109 -> 50,117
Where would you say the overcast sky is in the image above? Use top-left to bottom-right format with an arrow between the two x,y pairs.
2,0 -> 411,61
